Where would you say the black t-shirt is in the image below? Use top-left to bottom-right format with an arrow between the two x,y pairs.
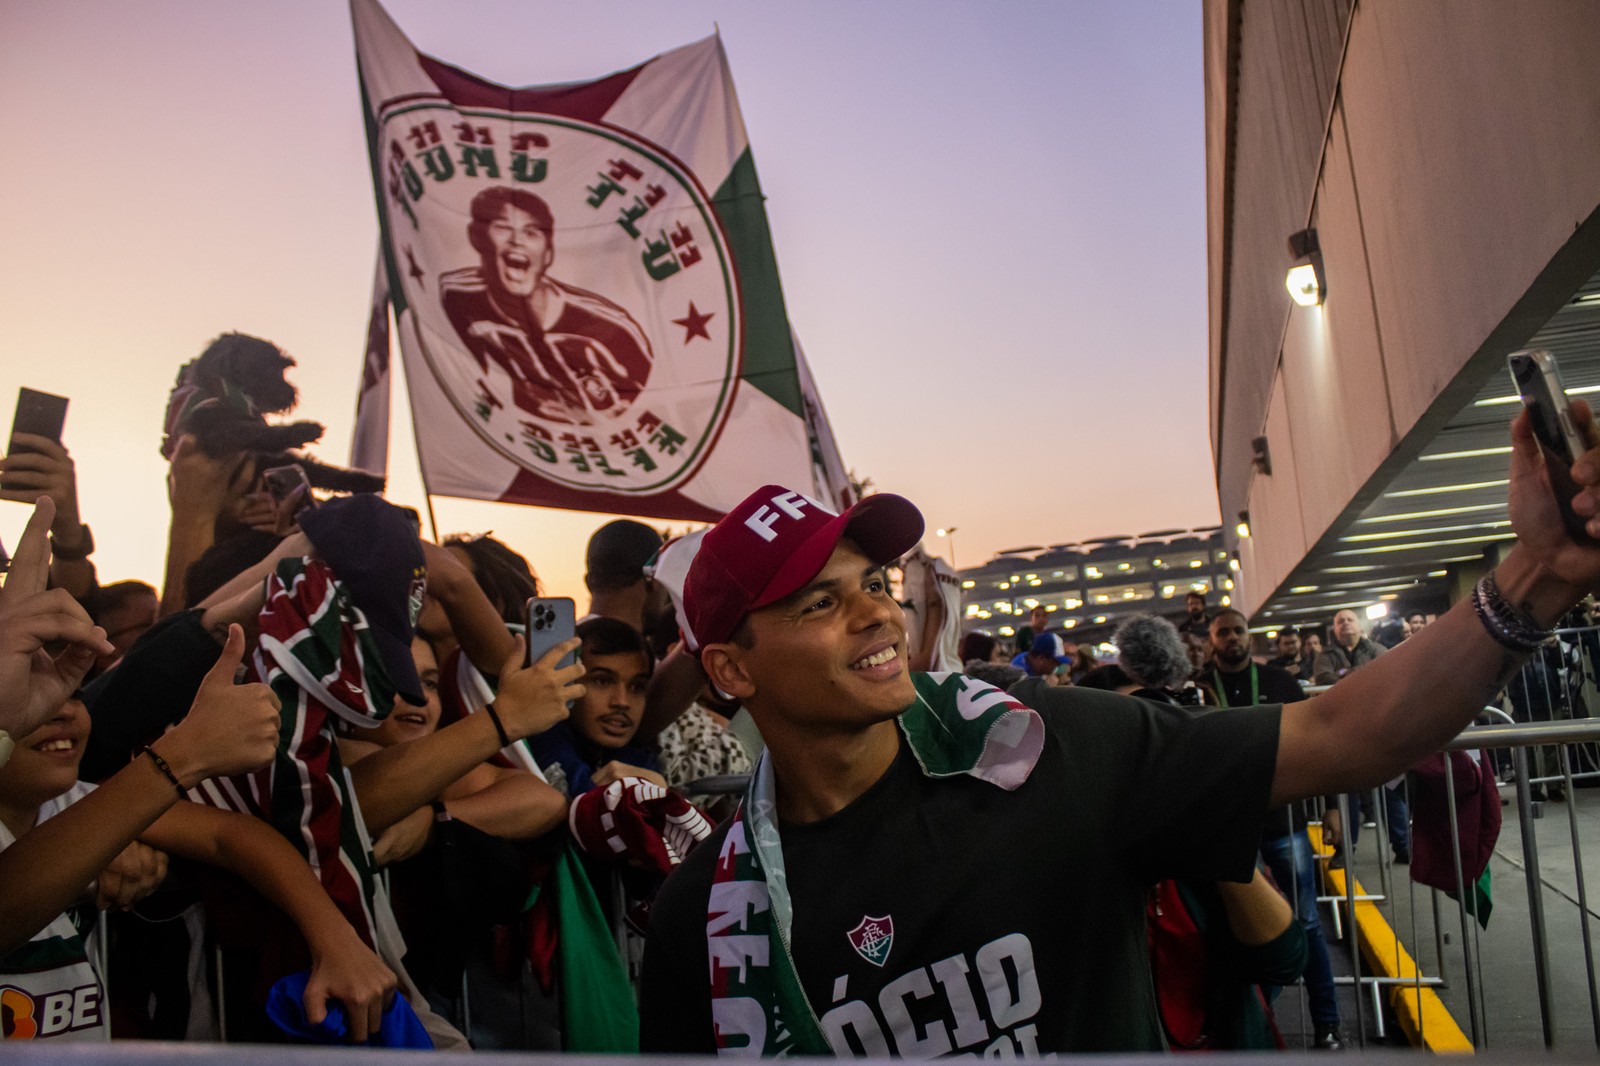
640,681 -> 1281,1055
1207,662 -> 1308,838
1207,661 -> 1305,711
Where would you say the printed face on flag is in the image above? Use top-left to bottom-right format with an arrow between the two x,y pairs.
383,111 -> 739,494
353,0 -> 850,520
480,203 -> 554,296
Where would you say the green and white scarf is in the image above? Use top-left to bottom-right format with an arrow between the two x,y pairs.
707,671 -> 1044,1056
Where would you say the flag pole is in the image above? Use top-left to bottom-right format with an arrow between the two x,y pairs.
407,398 -> 441,542
422,493 -> 441,544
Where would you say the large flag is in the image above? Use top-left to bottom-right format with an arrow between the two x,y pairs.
349,248 -> 392,477
350,0 -> 848,521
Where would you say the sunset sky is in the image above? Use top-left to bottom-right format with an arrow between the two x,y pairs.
0,1 -> 1215,603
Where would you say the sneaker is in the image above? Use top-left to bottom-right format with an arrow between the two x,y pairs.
1312,1025 -> 1348,1050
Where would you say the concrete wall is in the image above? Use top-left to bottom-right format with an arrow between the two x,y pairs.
1209,0 -> 1600,615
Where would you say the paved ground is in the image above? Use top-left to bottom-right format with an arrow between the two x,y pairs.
1268,777 -> 1600,1051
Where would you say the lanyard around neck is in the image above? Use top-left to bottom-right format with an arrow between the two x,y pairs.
1211,663 -> 1258,708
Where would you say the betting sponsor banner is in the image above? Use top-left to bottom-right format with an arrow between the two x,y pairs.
351,0 -> 847,520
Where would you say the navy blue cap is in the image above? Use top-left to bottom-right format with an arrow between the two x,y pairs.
300,494 -> 427,706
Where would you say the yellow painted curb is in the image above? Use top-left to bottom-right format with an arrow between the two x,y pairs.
1310,826 -> 1475,1053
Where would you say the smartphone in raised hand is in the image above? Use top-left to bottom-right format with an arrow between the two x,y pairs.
525,596 -> 578,671
1510,349 -> 1588,464
2,388 -> 69,492
1509,348 -> 1592,537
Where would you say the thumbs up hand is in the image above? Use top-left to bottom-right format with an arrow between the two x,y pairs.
149,623 -> 282,788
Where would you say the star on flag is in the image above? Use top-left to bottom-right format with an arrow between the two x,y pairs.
673,302 -> 714,343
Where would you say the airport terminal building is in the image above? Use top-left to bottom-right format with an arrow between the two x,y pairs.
1204,1 -> 1600,629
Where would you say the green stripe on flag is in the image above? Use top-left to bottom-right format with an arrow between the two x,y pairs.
712,149 -> 802,419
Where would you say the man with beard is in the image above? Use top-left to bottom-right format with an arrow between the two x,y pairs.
1207,610 -> 1346,1048
1266,626 -> 1314,680
440,186 -> 654,426
1205,610 -> 1303,708
1178,590 -> 1213,646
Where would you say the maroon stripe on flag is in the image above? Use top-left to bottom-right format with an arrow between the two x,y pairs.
496,468 -> 723,522
416,52 -> 645,124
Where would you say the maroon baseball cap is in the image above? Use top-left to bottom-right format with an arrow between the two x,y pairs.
682,485 -> 924,648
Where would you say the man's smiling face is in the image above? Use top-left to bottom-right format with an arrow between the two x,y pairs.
484,203 -> 553,297
731,540 -> 915,733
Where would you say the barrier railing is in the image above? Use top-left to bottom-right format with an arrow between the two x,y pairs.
1298,622 -> 1600,1052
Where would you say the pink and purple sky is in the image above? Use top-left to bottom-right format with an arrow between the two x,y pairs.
0,1 -> 1216,602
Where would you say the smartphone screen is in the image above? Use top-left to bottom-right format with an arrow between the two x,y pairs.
525,596 -> 578,671
2,388 -> 69,492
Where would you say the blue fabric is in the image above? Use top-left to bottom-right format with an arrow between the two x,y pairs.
1259,830 -> 1339,1027
265,970 -> 433,1048
525,720 -> 659,796
1346,785 -> 1411,855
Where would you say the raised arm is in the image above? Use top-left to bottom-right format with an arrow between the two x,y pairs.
419,540 -> 518,676
347,636 -> 582,834
0,497 -> 113,741
0,434 -> 97,600
0,625 -> 279,955
1274,404 -> 1600,804
160,434 -> 256,616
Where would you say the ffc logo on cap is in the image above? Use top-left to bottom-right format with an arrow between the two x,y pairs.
742,489 -> 828,542
682,483 -> 924,649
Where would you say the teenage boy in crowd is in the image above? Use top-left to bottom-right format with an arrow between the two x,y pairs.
641,401 -> 1600,1055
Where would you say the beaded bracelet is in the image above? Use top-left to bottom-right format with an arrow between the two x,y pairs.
142,746 -> 185,797
483,703 -> 513,749
1471,571 -> 1554,652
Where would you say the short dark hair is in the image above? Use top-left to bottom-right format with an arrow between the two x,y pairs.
577,615 -> 655,671
1277,625 -> 1300,640
88,580 -> 157,623
959,631 -> 996,664
584,519 -> 663,592
1210,607 -> 1248,629
467,186 -> 554,259
443,533 -> 540,625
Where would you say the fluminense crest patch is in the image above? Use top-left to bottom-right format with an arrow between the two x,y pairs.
847,915 -> 894,968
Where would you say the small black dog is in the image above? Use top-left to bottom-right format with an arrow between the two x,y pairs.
161,332 -> 384,494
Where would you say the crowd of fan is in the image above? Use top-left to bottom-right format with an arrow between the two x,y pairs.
0,335 -> 764,1048
0,333 -> 1581,1052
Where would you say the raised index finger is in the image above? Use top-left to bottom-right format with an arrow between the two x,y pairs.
1,497 -> 56,597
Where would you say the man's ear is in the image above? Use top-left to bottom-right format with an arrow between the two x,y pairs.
701,643 -> 756,701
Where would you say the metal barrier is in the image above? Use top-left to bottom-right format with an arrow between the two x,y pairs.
59,645 -> 1600,1053
1291,626 -> 1600,1052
